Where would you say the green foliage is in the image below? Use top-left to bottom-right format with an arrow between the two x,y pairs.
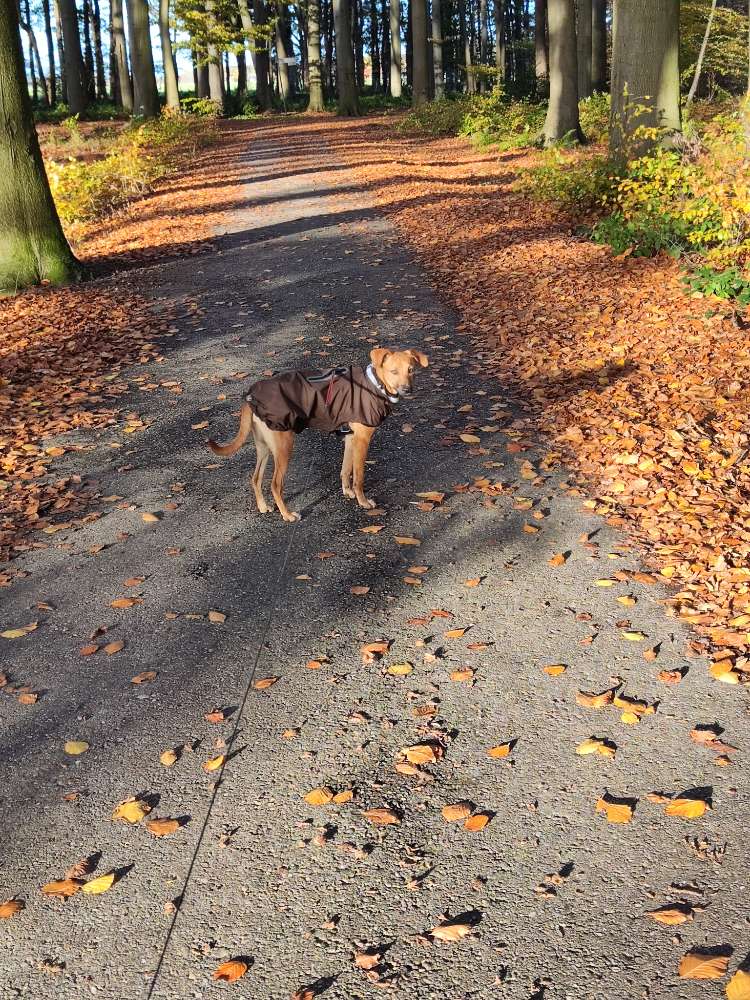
46,111 -> 217,229
524,150 -> 620,214
180,95 -> 223,117
358,92 -> 411,113
578,92 -> 610,144
682,265 -> 750,305
396,96 -> 474,137
34,100 -> 125,124
681,0 -> 749,96
459,91 -> 546,150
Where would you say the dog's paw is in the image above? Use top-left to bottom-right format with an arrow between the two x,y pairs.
257,502 -> 270,514
283,511 -> 302,523
358,496 -> 377,510
342,487 -> 356,500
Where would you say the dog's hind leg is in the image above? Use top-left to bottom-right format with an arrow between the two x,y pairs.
268,430 -> 301,523
251,437 -> 271,513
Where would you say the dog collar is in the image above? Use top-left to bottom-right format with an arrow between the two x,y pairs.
366,364 -> 400,403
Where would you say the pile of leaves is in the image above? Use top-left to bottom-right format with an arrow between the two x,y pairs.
0,121 -> 254,571
325,114 -> 750,670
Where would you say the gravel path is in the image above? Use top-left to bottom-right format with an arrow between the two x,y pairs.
0,117 -> 747,1000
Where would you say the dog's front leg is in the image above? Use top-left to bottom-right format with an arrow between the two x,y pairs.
340,434 -> 355,500
348,423 -> 377,509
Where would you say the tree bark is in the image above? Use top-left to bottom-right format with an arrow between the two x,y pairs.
334,0 -> 359,112
57,0 -> 87,112
54,0 -> 67,102
205,0 -> 225,106
534,0 -> 547,90
369,0 -> 380,89
126,0 -> 159,115
0,0 -> 80,291
389,0 -> 401,95
253,0 -> 273,108
610,0 -> 680,159
354,0 -> 365,89
20,0 -> 50,104
493,0 -> 505,84
591,0 -> 606,90
22,0 -> 38,103
410,0 -> 427,103
381,0 -> 389,90
91,0 -> 107,97
81,0 -> 96,99
307,0 -> 325,108
41,0 -> 57,104
543,0 -> 581,143
479,0 -> 488,89
111,0 -> 133,110
685,0 -> 717,110
159,0 -> 180,107
576,0 -> 591,98
431,0 -> 443,97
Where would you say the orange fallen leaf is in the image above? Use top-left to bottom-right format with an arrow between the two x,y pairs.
647,904 -> 693,925
664,797 -> 708,819
146,817 -> 181,837
110,598 -> 139,609
595,795 -> 634,824
548,552 -> 567,566
678,951 -> 729,980
430,919 -> 474,942
253,677 -> 279,690
444,627 -> 467,639
464,811 -> 491,831
450,668 -> 474,682
213,959 -> 249,983
304,787 -> 335,806
361,807 -> 400,825
487,743 -> 513,758
202,755 -> 225,772
350,585 -> 370,595
442,801 -> 472,822
131,670 -> 157,684
576,688 -> 616,709
543,663 -> 567,676
0,899 -> 24,918
103,640 -> 124,655
41,878 -> 84,899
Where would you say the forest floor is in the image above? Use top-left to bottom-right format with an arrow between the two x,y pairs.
0,114 -> 748,999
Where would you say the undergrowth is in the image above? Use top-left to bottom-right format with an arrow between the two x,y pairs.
46,110 -> 218,230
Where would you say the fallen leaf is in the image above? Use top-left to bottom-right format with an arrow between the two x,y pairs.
543,664 -> 567,676
444,627 -> 467,639
213,959 -> 249,983
79,644 -> 99,656
361,807 -> 400,825
665,797 -> 708,819
103,640 -> 124,655
621,630 -> 647,641
110,597 -> 139,609
487,743 -> 513,758
160,748 -> 179,767
647,904 -> 693,925
450,668 -> 474,682
0,899 -> 24,919
442,801 -> 472,822
576,738 -> 616,757
304,787 -> 335,806
403,743 -> 442,764
208,610 -> 226,624
678,951 -> 729,980
203,755 -> 225,772
41,878 -> 84,899
727,969 -> 750,1000
595,795 -> 634,824
291,987 -> 315,1000
81,873 -> 116,895
360,525 -> 384,533
459,433 -> 480,444
416,491 -> 445,503
430,919 -> 474,942
464,811 -> 491,831
1,621 -> 38,639
253,677 -> 279,690
64,740 -> 89,756
332,789 -> 353,804
142,512 -> 160,523
576,688 -> 616,709
361,640 -> 390,663
350,585 -> 370,596
131,670 -> 157,684
394,536 -> 421,546
549,552 -> 567,566
146,817 -> 181,837
204,709 -> 226,723
112,797 -> 151,823
387,662 -> 413,676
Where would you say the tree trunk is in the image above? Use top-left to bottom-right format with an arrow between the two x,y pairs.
126,0 -> 159,115
576,0 -> 591,98
81,0 -> 96,99
41,0 -> 57,104
196,56 -> 209,97
543,0 -> 581,143
54,0 -> 67,102
591,0 -> 606,90
369,0 -> 380,89
236,0 -> 255,94
20,0 -> 50,104
685,0 -> 717,111
0,0 -> 79,291
479,0 -> 488,89
381,0 -> 389,90
534,0 -> 547,90
57,0 -> 87,112
159,0 -> 180,107
458,0 -> 474,92
493,0 -> 505,84
610,0 -> 680,160
111,0 -> 133,110
354,0 -> 365,89
22,0 -> 38,103
237,48 -> 247,92
431,0 -> 443,97
307,0 -> 325,108
410,0 -> 427,104
389,0 -> 401,95
253,0 -> 273,107
91,0 -> 107,97
334,0 -> 359,112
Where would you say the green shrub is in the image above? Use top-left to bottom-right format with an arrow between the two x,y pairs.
523,149 -> 620,214
396,96 -> 474,137
682,264 -> 750,305
578,92 -> 610,144
180,96 -> 223,117
460,91 -> 546,149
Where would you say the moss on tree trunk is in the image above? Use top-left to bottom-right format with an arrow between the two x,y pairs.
0,0 -> 80,293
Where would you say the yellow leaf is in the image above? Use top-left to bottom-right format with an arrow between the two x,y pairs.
450,668 -> 474,682
403,743 -> 441,764
81,873 -> 116,895
0,899 -> 24,919
647,905 -> 692,926
464,811 -> 491,831
487,743 -> 512,758
442,801 -> 472,822
146,817 -> 181,837
576,738 -> 615,757
112,797 -> 151,823
332,789 -> 353,804
304,787 -> 335,806
160,748 -> 178,767
727,969 -> 750,1000
620,711 -> 640,724
616,595 -> 637,606
621,630 -> 647,641
142,512 -> 160,523
594,578 -> 616,587
678,952 -> 729,980
459,434 -> 480,444
64,740 -> 89,756
213,959 -> 249,983
361,807 -> 400,825
1,621 -> 38,639
444,627 -> 467,639
387,662 -> 413,676
595,796 -> 634,824
664,797 -> 708,819
576,688 -> 615,709
394,536 -> 421,546
543,664 -> 567,676
202,755 -> 225,772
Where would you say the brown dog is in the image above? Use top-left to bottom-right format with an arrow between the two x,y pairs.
208,347 -> 429,521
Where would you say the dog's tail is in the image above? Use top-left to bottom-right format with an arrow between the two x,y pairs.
208,400 -> 254,456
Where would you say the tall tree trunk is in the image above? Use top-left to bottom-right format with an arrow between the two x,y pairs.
354,0 -> 365,89
57,0 -> 87,112
41,0 -> 57,104
159,0 -> 180,107
334,0 -> 359,112
591,0 -> 606,90
576,0 -> 591,98
253,0 -> 273,107
431,0 -> 443,97
307,0 -> 325,108
22,0 -> 38,103
21,0 -> 50,103
389,0 -> 401,95
0,0 -> 79,291
237,48 -> 247,92
370,0 -> 380,89
410,0 -> 427,103
276,2 -> 294,97
196,55 -> 209,96
543,0 -> 581,143
236,0 -> 255,93
111,0 -> 133,110
81,0 -> 96,99
685,0 -> 717,111
458,0 -> 474,92
479,0 -> 488,89
493,0 -> 505,84
126,0 -> 160,116
534,0 -> 547,91
381,0 -> 389,90
405,0 -> 411,86
610,0 -> 680,160
205,0 -> 225,105
91,0 -> 106,97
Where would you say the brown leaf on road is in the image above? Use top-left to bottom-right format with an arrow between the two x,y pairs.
464,811 -> 492,831
0,899 -> 24,919
103,640 -> 124,655
146,817 -> 182,838
213,959 -> 249,983
131,670 -> 157,684
678,951 -> 729,980
291,988 -> 316,1000
304,787 -> 335,806
361,807 -> 400,825
204,709 -> 226,723
110,597 -> 140,609
253,676 -> 279,690
79,644 -> 99,656
350,585 -> 370,596
646,904 -> 694,925
429,919 -> 475,942
576,687 -> 617,709
441,801 -> 472,822
41,878 -> 84,900
361,640 -> 390,663
208,610 -> 227,623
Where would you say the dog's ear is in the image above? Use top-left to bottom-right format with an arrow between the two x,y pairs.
370,347 -> 391,368
407,349 -> 429,369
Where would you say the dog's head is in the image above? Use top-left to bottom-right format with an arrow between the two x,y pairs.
370,347 -> 429,397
